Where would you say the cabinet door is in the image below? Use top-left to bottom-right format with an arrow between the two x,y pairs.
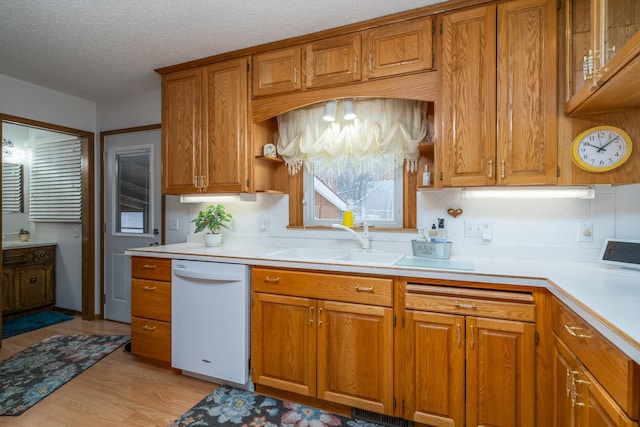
466,317 -> 536,427
251,293 -> 316,397
2,267 -> 15,315
316,300 -> 393,414
574,366 -> 638,427
440,5 -> 497,187
364,18 -> 433,79
202,57 -> 249,192
497,0 -> 558,185
15,264 -> 54,311
161,68 -> 202,194
407,310 -> 465,426
554,337 -> 577,427
252,47 -> 302,97
305,34 -> 362,88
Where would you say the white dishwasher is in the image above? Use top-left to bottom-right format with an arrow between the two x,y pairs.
171,259 -> 251,390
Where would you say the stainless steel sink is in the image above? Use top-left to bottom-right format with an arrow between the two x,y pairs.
266,247 -> 405,266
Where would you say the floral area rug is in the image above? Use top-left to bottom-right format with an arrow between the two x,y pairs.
171,385 -> 385,427
0,334 -> 130,416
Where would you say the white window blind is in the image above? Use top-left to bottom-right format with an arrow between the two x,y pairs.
29,138 -> 82,222
2,163 -> 23,213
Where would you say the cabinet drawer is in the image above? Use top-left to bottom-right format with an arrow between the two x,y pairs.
552,297 -> 640,419
3,249 -> 32,266
405,284 -> 535,322
131,279 -> 171,322
252,267 -> 393,306
131,317 -> 171,363
131,257 -> 172,281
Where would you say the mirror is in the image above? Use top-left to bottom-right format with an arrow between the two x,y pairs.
2,163 -> 24,213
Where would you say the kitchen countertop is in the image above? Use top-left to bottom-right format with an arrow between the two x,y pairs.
2,240 -> 58,250
125,242 -> 640,364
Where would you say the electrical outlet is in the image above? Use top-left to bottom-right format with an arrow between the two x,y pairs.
465,221 -> 492,238
577,221 -> 593,242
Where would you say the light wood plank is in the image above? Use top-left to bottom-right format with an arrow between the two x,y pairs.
0,317 -> 217,426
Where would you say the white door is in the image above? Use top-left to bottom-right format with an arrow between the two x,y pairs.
104,129 -> 161,322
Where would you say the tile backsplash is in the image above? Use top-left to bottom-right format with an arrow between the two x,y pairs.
166,183 -> 640,262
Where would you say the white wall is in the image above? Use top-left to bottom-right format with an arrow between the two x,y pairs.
97,89 -> 161,131
166,184 -> 640,263
1,74 -> 97,313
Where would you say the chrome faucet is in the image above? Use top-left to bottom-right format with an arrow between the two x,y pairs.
331,223 -> 370,249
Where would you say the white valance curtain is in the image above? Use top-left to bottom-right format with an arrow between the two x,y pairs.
276,98 -> 428,176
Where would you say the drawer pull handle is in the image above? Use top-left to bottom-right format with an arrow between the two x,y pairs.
564,324 -> 592,339
355,285 -> 374,293
264,276 -> 280,283
142,324 -> 156,331
143,264 -> 157,270
454,301 -> 477,310
142,286 -> 156,292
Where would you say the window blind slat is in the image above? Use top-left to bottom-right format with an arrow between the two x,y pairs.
29,138 -> 82,222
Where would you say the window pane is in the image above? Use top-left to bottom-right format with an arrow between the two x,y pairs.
115,150 -> 150,234
306,160 -> 402,227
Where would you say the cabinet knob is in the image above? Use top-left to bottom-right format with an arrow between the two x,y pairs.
30,277 -> 37,284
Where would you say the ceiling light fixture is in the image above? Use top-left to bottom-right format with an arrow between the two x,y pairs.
343,98 -> 357,120
322,100 -> 337,122
461,186 -> 595,199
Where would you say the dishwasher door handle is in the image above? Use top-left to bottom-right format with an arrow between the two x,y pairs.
173,268 -> 243,282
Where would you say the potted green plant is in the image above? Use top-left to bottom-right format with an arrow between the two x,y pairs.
192,204 -> 233,247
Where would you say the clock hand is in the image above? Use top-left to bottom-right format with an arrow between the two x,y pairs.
597,136 -> 619,152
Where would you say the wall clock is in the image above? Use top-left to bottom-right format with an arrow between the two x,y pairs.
570,126 -> 633,172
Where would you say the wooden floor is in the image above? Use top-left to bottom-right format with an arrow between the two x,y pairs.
0,316 -> 218,426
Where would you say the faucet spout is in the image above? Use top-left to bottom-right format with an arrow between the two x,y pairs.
331,223 -> 370,249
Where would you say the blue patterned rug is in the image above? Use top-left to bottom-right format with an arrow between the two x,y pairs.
2,311 -> 74,338
171,385 -> 384,427
0,334 -> 130,415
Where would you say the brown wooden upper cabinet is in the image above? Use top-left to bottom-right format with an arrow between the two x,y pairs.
162,57 -> 250,194
252,17 -> 433,97
439,0 -> 558,187
565,0 -> 640,114
363,17 -> 433,79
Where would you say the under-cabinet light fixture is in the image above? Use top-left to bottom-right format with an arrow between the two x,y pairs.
322,100 -> 337,122
461,186 -> 595,200
180,193 -> 258,203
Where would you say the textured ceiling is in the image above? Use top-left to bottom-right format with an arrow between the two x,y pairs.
0,0 -> 443,102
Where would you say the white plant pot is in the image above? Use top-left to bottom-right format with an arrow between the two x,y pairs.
204,233 -> 222,247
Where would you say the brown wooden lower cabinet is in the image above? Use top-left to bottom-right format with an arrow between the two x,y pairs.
251,267 -> 394,414
2,245 -> 56,317
402,282 -> 536,427
130,256 -> 172,363
552,297 -> 640,427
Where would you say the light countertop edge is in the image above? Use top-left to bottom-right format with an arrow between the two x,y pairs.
125,243 -> 640,365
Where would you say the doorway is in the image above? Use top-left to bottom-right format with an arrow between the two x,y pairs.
0,113 -> 95,325
100,125 -> 162,322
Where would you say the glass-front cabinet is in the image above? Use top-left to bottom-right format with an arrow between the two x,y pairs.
565,0 -> 640,113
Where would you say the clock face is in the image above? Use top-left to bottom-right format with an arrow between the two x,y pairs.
571,126 -> 633,172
